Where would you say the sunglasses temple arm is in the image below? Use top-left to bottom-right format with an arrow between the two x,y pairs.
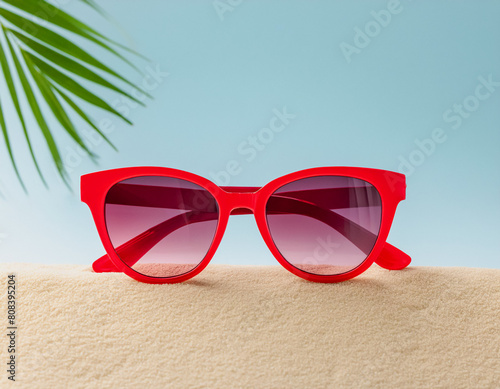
92,211 -> 215,272
93,253 -> 117,272
93,243 -> 410,273
376,243 -> 411,270
267,196 -> 410,270
93,200 -> 410,274
277,187 -> 410,269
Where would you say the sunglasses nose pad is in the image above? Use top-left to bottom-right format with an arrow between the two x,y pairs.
230,207 -> 254,216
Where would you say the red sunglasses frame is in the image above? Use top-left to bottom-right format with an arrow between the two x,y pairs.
81,166 -> 410,284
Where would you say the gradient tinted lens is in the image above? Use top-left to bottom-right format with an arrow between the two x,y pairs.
266,176 -> 382,276
104,176 -> 219,278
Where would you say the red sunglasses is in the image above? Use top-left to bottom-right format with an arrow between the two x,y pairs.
81,167 -> 410,284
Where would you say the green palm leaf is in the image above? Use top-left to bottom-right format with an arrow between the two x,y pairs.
9,29 -> 145,106
79,0 -> 108,18
53,86 -> 117,151
4,32 -> 69,186
26,52 -> 133,125
0,7 -> 151,97
1,0 -> 150,61
0,0 -> 150,189
0,3 -> 140,74
22,50 -> 97,161
0,97 -> 25,191
0,35 -> 47,187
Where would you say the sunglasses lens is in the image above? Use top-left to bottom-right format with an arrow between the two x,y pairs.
104,176 -> 219,278
266,176 -> 382,276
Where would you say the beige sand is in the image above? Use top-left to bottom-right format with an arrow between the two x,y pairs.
0,263 -> 498,388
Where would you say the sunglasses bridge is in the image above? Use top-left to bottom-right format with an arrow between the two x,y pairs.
220,186 -> 261,214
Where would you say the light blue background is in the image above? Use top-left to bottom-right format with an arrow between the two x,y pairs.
0,0 -> 499,268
